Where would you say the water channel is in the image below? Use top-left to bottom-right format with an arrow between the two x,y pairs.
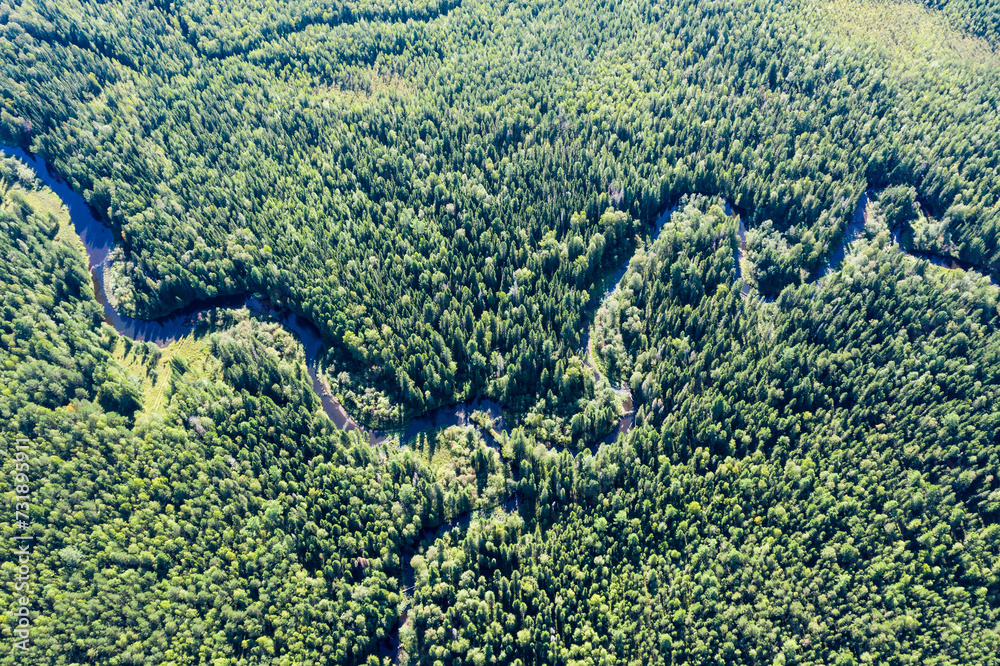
8,144 -> 995,447
0,145 -> 601,450
9,145 -> 998,663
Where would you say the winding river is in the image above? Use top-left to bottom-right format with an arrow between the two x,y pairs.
8,143 -> 995,447
813,191 -> 871,281
10,146 -> 998,664
0,142 -> 720,454
0,145 -> 593,450
823,191 -> 998,287
580,197 -> 739,447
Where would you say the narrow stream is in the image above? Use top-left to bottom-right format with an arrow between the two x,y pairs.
746,188 -> 997,289
580,197 -> 740,450
824,190 -> 998,287
3,144 -> 648,456
1,145 -> 527,442
12,145 -> 998,663
3,145 -> 521,663
11,142 -> 992,444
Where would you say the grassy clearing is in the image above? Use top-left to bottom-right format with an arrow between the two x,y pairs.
411,426 -> 481,489
1,181 -> 88,257
406,425 -> 509,511
110,331 -> 218,423
826,0 -> 998,65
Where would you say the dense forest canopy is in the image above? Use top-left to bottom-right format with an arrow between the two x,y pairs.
1,0 -> 998,424
0,154 -> 511,663
1,0 -> 1000,664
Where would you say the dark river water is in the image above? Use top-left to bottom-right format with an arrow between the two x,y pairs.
11,146 -> 998,663
0,145 -> 559,447
8,143 -> 994,445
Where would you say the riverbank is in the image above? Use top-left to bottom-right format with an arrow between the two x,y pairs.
0,145 -> 601,451
8,142 -> 995,458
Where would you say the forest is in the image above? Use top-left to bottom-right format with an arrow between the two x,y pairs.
1,0 -> 998,425
1,0 -> 999,663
